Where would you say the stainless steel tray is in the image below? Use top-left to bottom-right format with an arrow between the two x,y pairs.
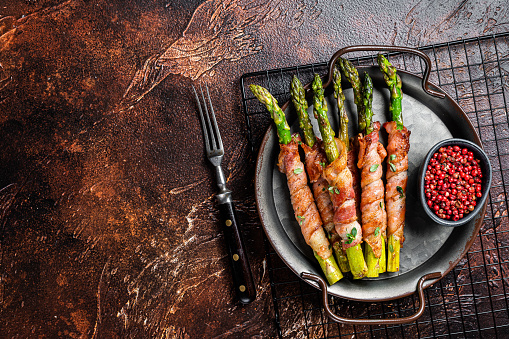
254,46 -> 487,324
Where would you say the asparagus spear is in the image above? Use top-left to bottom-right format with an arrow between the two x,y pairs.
312,75 -> 339,162
377,54 -> 403,129
290,76 -> 315,148
291,75 -> 350,273
361,73 -> 374,135
332,66 -> 349,149
251,85 -> 292,145
377,54 -> 410,273
250,84 -> 343,284
338,57 -> 365,133
312,74 -> 367,279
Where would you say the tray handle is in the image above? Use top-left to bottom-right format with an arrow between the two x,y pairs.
324,45 -> 446,99
301,271 -> 442,325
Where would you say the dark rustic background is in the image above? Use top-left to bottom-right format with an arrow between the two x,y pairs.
0,1 -> 508,338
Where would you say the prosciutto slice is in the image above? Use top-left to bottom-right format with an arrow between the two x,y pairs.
384,121 -> 411,244
277,136 -> 332,260
357,122 -> 387,258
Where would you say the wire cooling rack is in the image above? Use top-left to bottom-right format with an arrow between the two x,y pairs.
240,32 -> 509,338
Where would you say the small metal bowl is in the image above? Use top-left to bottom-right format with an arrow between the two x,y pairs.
418,138 -> 492,227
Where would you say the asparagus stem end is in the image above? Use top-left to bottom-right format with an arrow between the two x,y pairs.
364,244 -> 380,278
387,235 -> 401,272
333,242 -> 350,273
315,251 -> 343,285
379,235 -> 387,273
249,84 -> 292,144
345,244 -> 368,279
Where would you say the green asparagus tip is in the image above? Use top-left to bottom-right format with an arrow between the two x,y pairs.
290,75 -> 315,147
332,67 -> 344,101
377,54 -> 403,126
312,74 -> 338,163
333,66 -> 349,149
337,58 -> 362,106
338,58 -> 365,134
362,72 -> 374,135
312,74 -> 324,97
249,84 -> 292,144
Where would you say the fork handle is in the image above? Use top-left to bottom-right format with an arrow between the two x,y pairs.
218,201 -> 257,304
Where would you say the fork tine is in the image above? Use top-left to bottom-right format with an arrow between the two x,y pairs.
200,83 -> 222,151
204,83 -> 223,151
199,83 -> 218,152
192,84 -> 212,153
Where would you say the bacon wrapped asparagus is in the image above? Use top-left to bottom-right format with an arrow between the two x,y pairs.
333,65 -> 361,222
311,74 -> 367,279
249,84 -> 343,284
291,75 -> 350,273
378,54 -> 410,272
339,59 -> 388,276
357,72 -> 389,277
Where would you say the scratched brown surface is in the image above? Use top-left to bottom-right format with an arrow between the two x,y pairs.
0,0 -> 508,338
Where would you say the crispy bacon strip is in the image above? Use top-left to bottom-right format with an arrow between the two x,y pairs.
277,137 -> 332,260
300,139 -> 343,249
357,122 -> 387,257
347,138 -> 361,219
323,138 -> 362,249
384,121 -> 411,244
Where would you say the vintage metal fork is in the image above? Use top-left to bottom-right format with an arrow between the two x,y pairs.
192,83 -> 256,304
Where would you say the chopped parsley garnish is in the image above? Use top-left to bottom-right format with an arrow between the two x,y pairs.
397,186 -> 405,198
297,215 -> 305,225
369,164 -> 379,172
293,167 -> 303,174
388,154 -> 397,172
328,185 -> 340,195
346,227 -> 357,244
